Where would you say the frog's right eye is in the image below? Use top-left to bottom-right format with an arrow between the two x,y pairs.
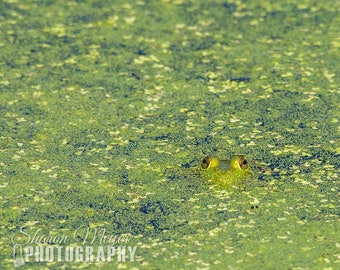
201,156 -> 211,169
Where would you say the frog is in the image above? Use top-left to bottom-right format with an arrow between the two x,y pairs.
200,155 -> 253,190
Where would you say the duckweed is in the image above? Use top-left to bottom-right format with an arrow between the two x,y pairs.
0,0 -> 339,269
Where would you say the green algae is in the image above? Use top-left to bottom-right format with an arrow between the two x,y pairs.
0,0 -> 339,269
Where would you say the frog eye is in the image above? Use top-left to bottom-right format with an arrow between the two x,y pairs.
238,157 -> 248,170
201,156 -> 211,169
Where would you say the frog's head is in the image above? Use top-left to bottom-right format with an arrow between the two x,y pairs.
200,154 -> 253,189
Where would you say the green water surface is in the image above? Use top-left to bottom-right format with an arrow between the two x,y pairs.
0,0 -> 339,269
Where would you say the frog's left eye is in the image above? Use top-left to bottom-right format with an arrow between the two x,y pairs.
201,156 -> 211,169
238,157 -> 249,170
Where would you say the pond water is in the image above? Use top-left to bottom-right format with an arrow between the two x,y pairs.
0,0 -> 339,269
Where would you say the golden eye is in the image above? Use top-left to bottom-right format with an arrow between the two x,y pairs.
201,156 -> 211,169
238,157 -> 248,170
